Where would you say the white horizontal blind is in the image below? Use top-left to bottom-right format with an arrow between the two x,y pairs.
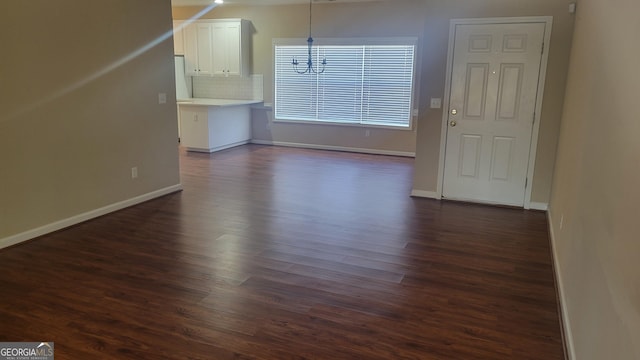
362,46 -> 415,127
275,46 -> 318,121
275,42 -> 415,128
317,46 -> 363,124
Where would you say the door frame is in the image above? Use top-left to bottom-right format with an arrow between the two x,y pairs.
436,16 -> 553,209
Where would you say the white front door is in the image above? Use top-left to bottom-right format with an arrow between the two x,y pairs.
442,22 -> 546,206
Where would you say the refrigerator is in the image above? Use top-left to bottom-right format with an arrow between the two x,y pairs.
174,56 -> 191,140
174,55 -> 191,100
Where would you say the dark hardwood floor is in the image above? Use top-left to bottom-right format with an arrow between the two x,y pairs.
0,145 -> 564,359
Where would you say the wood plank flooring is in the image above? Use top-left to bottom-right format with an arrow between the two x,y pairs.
0,145 -> 564,359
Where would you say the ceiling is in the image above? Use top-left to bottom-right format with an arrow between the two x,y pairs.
171,0 -> 385,6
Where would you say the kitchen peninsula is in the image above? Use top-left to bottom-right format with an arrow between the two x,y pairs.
177,98 -> 262,153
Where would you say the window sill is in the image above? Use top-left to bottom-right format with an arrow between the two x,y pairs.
273,118 -> 413,131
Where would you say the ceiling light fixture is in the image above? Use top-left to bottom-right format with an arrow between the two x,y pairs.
292,0 -> 326,74
214,0 -> 223,4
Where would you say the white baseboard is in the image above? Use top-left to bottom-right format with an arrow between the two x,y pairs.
529,202 -> 549,211
547,209 -> 575,360
185,140 -> 250,153
251,140 -> 415,157
410,190 -> 440,199
0,184 -> 183,250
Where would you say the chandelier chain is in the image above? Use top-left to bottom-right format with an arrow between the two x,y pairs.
308,0 -> 312,39
292,0 -> 326,74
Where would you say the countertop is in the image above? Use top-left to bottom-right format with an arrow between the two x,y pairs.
177,98 -> 263,107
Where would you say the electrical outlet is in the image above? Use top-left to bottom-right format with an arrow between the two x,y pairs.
158,93 -> 167,104
430,98 -> 442,109
365,129 -> 370,137
131,167 -> 138,179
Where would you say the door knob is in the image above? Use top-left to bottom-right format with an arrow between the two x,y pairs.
451,109 -> 458,115
450,120 -> 457,127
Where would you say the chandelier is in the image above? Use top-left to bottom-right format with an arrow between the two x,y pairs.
292,0 -> 326,74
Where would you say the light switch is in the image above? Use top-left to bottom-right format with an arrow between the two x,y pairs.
158,93 -> 167,104
430,98 -> 442,109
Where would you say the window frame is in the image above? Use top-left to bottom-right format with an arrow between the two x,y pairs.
272,37 -> 419,131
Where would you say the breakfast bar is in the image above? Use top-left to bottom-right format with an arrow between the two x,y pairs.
177,98 -> 262,153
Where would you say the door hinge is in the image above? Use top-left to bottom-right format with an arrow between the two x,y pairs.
533,111 -> 536,124
541,42 -> 544,54
525,178 -> 528,188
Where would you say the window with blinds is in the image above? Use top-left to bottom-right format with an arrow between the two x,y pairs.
274,42 -> 416,128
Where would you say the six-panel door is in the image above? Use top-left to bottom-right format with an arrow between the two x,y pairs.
443,22 -> 546,206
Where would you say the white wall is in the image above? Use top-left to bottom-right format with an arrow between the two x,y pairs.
0,0 -> 181,243
549,0 -> 640,358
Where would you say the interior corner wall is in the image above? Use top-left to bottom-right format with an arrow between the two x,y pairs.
0,1 -> 181,242
548,0 -> 640,358
173,0 -> 573,203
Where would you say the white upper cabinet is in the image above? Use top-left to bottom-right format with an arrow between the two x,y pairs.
184,22 -> 214,76
212,21 -> 244,76
183,19 -> 250,77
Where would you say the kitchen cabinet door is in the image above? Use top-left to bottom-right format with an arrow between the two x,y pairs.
195,23 -> 214,75
183,23 -> 213,76
183,23 -> 199,75
211,20 -> 249,77
179,107 -> 209,150
224,22 -> 242,75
